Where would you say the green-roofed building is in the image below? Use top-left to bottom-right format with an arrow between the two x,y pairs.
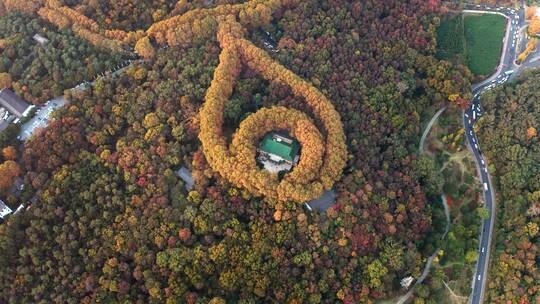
258,133 -> 300,171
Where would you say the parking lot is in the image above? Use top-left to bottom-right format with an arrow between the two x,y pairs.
19,96 -> 66,141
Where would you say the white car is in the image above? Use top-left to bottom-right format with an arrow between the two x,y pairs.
478,275 -> 481,281
482,247 -> 485,253
474,143 -> 479,149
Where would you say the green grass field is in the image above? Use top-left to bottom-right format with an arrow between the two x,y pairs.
436,14 -> 506,76
436,15 -> 465,61
464,14 -> 506,76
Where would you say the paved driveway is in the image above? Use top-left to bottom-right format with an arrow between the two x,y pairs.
19,97 -> 66,141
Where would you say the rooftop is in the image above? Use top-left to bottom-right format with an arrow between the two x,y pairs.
259,133 -> 300,163
0,89 -> 31,118
0,199 -> 13,219
33,34 -> 49,45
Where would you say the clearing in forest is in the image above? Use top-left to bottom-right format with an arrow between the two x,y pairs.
436,13 -> 505,76
463,14 -> 506,76
436,15 -> 465,61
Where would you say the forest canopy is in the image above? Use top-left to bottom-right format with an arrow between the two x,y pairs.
0,0 -> 477,303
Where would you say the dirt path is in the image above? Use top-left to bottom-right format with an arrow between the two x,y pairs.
419,107 -> 447,153
396,109 -> 451,304
443,281 -> 469,303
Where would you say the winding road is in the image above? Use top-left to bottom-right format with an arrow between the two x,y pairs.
463,2 -> 540,303
399,3 -> 540,303
419,107 -> 446,153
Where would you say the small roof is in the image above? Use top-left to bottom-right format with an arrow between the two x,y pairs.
0,199 -> 13,219
0,119 -> 10,132
175,166 -> 194,190
0,89 -> 30,118
259,133 -> 300,162
306,189 -> 336,211
33,34 -> 49,44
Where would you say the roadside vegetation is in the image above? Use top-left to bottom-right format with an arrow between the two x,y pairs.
436,13 -> 505,77
412,107 -> 483,303
476,70 -> 540,303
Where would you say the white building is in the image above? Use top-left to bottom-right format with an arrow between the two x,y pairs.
33,34 -> 49,46
0,199 -> 13,219
400,276 -> 414,289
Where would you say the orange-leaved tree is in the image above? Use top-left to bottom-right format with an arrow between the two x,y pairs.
0,160 -> 20,191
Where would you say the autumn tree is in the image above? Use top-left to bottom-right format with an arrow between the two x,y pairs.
529,17 -> 540,35
526,6 -> 537,20
0,72 -> 11,88
2,146 -> 17,160
135,36 -> 156,59
526,126 -> 537,140
0,160 -> 20,190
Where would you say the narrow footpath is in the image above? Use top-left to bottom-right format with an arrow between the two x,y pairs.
396,109 -> 451,304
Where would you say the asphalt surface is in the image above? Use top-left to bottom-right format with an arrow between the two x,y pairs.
462,3 -> 532,304
18,97 -> 66,141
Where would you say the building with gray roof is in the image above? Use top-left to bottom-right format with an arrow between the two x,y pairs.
0,89 -> 33,118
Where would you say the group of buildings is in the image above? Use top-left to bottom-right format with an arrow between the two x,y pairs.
0,88 -> 33,221
0,177 -> 27,221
